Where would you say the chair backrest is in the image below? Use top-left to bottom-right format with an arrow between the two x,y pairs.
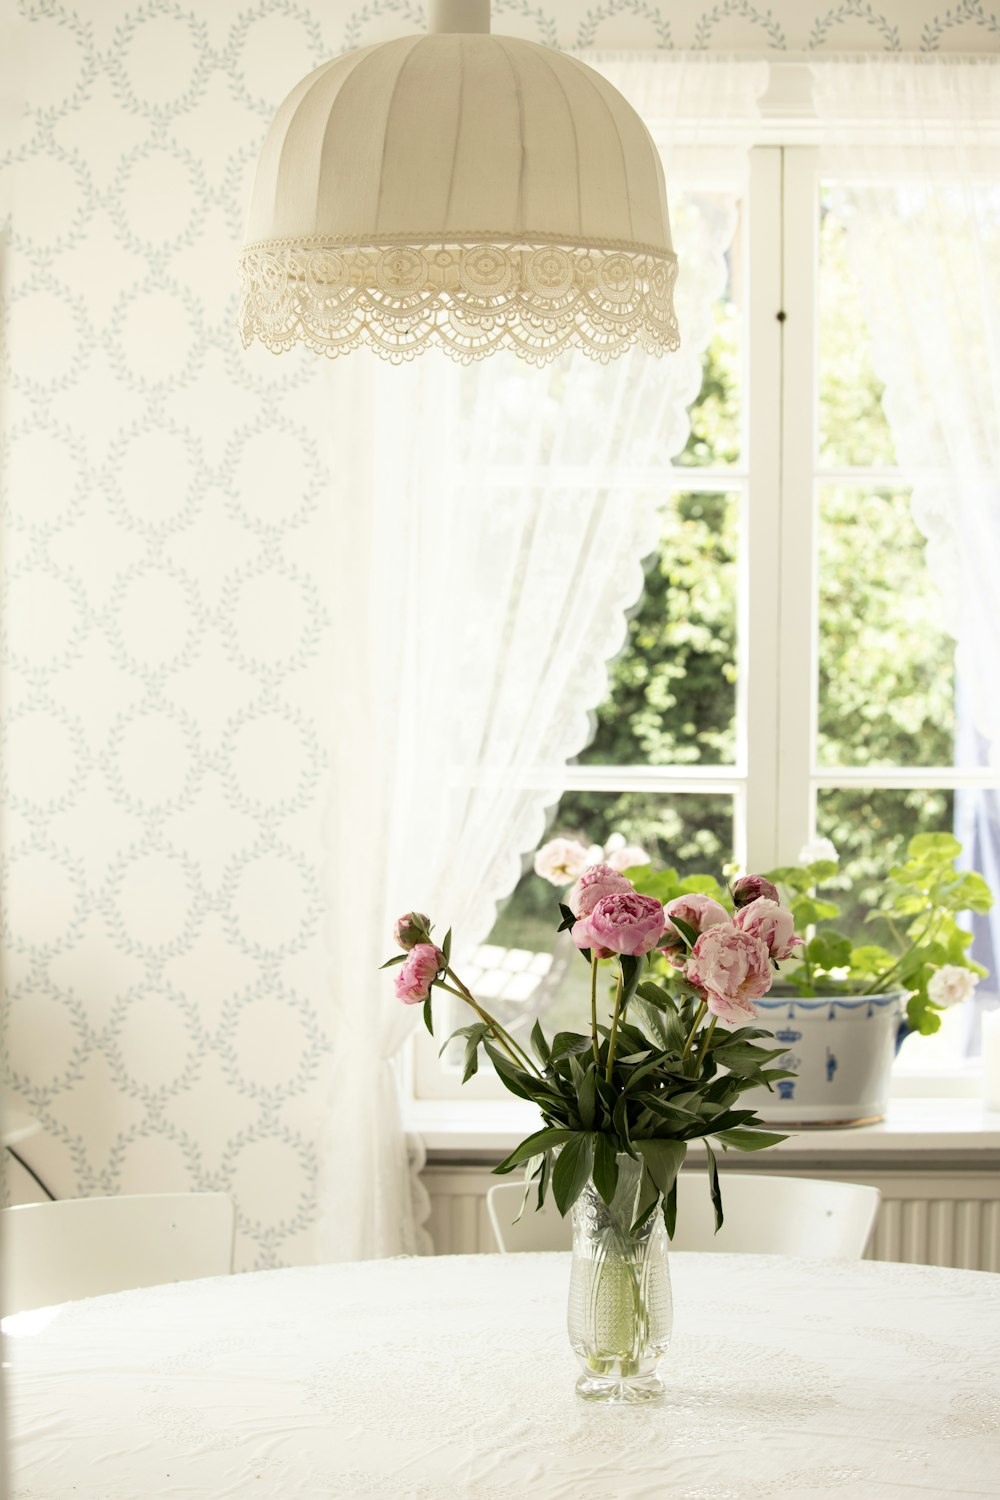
1,1192 -> 236,1314
486,1172 -> 880,1259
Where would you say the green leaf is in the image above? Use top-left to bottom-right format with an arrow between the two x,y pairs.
494,1128 -> 580,1175
442,928 -> 452,963
423,996 -> 434,1036
630,1167 -> 660,1234
764,865 -> 813,892
669,915 -> 699,949
592,1133 -> 619,1205
791,896 -> 841,927
577,1064 -> 596,1130
483,1040 -> 534,1103
536,1149 -> 552,1211
908,831 -> 961,860
462,1034 -> 481,1083
550,1031 -> 593,1061
849,944 -> 896,975
704,1140 -> 723,1232
551,1134 -> 594,1215
806,929 -> 853,970
557,902 -> 577,932
678,874 -> 726,901
612,1092 -> 637,1156
629,867 -> 681,903
662,1179 -> 679,1238
943,871 -> 993,914
618,953 -> 644,1013
513,1155 -> 543,1222
530,1019 -> 551,1068
634,1139 -> 686,1197
713,1127 -> 787,1151
633,1094 -> 700,1126
379,953 -> 407,969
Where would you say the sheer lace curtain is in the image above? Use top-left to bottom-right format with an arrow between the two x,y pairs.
318,57 -> 767,1263
812,60 -> 1000,1037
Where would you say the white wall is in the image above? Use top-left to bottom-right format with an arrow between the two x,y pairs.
3,0 -> 1000,1270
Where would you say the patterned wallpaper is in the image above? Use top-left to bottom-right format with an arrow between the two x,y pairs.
2,0 -> 999,1272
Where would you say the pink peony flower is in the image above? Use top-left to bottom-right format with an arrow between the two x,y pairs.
533,838 -> 592,886
394,943 -> 444,1004
568,863 -> 634,919
731,874 -> 780,910
393,911 -> 431,950
575,891 -> 666,958
686,925 -> 773,1024
734,897 -> 801,961
659,893 -> 730,968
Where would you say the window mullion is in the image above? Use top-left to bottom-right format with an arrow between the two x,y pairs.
744,147 -> 784,871
776,146 -> 820,865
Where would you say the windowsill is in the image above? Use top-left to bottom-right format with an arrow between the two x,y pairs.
406,1095 -> 1000,1162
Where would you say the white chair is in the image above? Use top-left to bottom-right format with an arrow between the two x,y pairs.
1,1192 -> 236,1315
486,1172 -> 880,1259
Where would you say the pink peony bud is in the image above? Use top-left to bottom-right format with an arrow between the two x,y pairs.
394,912 -> 432,951
731,874 -> 780,910
686,924 -> 773,1024
659,893 -> 731,968
394,943 -> 444,1004
574,891 -> 666,958
734,897 -> 801,961
567,863 -> 634,919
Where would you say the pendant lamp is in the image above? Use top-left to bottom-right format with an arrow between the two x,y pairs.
238,0 -> 679,364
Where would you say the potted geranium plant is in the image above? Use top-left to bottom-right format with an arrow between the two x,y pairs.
384,863 -> 797,1404
734,832 -> 992,1126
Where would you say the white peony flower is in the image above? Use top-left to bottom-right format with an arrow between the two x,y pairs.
927,965 -> 979,1009
533,837 -> 592,886
605,842 -> 650,872
798,837 -> 839,865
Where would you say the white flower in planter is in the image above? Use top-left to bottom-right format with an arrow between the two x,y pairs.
927,965 -> 979,1009
798,837 -> 838,865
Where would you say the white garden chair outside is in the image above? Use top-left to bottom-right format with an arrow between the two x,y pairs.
1,1192 -> 236,1315
486,1172 -> 880,1259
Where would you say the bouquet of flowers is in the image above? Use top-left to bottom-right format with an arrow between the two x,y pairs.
384,862 -> 799,1234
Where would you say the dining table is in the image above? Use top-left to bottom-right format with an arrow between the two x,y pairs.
4,1250 -> 1000,1499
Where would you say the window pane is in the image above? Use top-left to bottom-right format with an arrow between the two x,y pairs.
577,490 -> 739,769
815,787 -> 954,942
817,483 -> 955,768
481,791 -> 734,1039
673,197 -> 743,469
818,189 -> 897,469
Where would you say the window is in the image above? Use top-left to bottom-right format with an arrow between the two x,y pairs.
413,147 -> 996,1102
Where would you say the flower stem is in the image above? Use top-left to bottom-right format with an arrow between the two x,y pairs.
693,1016 -> 717,1071
442,968 -> 540,1076
862,913 -> 941,997
605,970 -> 624,1084
590,953 -> 600,1068
680,999 -> 708,1060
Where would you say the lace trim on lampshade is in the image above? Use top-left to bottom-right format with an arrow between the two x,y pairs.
237,237 -> 680,365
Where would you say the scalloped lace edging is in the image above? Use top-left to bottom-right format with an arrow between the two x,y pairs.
237,240 -> 680,365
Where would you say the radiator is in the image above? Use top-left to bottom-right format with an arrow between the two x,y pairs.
423,1165 -> 1000,1270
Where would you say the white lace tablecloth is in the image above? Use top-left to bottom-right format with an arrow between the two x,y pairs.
6,1252 -> 1000,1499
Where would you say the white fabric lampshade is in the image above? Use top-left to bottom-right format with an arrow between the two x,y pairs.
239,24 -> 679,364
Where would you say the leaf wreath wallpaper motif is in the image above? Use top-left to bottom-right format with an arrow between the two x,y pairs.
1,0 -> 998,1269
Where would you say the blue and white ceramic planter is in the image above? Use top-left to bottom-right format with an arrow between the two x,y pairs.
745,991 -> 907,1127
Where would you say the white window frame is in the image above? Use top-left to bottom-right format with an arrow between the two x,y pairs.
408,138 -> 996,1107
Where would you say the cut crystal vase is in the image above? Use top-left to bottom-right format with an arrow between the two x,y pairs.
567,1154 -> 673,1403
